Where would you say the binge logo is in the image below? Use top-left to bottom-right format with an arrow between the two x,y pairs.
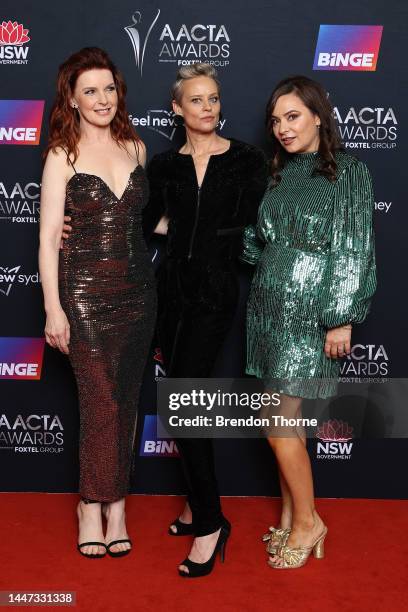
0,337 -> 45,380
0,100 -> 45,145
313,25 -> 383,71
139,414 -> 178,457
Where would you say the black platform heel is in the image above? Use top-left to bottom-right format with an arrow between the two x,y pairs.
178,520 -> 231,578
168,517 -> 194,536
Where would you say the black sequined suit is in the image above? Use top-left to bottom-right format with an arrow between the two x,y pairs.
143,139 -> 267,535
59,161 -> 157,503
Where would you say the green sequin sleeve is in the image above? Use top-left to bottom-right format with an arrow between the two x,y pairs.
241,222 -> 265,265
239,154 -> 269,265
320,160 -> 376,329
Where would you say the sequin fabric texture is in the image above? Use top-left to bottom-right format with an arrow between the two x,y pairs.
242,151 -> 376,399
59,163 -> 157,502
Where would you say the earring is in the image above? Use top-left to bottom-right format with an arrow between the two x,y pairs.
317,124 -> 321,129
173,114 -> 184,128
72,104 -> 78,109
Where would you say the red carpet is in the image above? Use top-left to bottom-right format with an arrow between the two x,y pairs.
0,494 -> 407,611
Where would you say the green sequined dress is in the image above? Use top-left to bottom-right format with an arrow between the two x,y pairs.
242,151 -> 376,399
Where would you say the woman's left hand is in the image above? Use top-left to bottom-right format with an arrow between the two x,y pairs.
324,325 -> 352,359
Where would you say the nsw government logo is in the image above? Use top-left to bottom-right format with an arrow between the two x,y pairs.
313,25 -> 383,71
139,414 -> 178,457
154,347 -> 166,379
124,9 -> 231,75
0,337 -> 45,380
316,419 -> 353,460
0,20 -> 30,65
0,100 -> 44,145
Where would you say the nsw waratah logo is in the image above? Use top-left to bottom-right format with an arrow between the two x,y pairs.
316,419 -> 353,441
316,419 -> 354,460
0,21 -> 30,64
313,25 -> 383,71
0,21 -> 30,44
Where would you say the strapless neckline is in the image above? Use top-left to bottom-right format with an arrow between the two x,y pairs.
66,164 -> 143,202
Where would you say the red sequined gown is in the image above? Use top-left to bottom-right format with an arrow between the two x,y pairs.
59,162 -> 156,502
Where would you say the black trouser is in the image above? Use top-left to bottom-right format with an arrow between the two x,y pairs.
157,259 -> 238,536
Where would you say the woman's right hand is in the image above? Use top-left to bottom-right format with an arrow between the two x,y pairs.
45,308 -> 70,354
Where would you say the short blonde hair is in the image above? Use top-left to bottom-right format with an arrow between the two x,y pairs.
171,63 -> 221,104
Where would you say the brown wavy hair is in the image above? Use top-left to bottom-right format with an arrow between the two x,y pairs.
265,75 -> 343,185
44,47 -> 138,162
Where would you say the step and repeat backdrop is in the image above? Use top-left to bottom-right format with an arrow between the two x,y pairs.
1,0 -> 407,499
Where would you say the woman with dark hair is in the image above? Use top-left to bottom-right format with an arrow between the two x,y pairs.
243,75 -> 376,569
39,47 -> 156,558
143,63 -> 268,577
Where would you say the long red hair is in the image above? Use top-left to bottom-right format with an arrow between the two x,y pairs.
44,47 -> 138,162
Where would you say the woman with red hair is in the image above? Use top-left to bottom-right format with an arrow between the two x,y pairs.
39,47 -> 157,559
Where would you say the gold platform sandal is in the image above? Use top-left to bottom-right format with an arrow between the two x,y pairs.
262,526 -> 291,555
268,527 -> 328,569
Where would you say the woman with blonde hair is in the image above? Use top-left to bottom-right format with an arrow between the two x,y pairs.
144,62 -> 268,577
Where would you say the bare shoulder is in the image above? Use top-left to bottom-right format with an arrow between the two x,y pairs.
43,146 -> 71,182
125,138 -> 147,168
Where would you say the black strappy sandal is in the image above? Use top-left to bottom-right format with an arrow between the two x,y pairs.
106,538 -> 132,558
77,541 -> 107,559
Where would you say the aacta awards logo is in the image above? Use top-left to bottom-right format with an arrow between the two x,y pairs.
316,419 -> 353,460
0,20 -> 30,65
0,337 -> 45,380
139,414 -> 178,457
0,265 -> 41,297
334,105 -> 397,151
0,413 -> 64,454
125,10 -> 161,76
0,100 -> 45,145
313,25 -> 383,71
0,180 -> 40,224
124,9 -> 231,74
340,344 -> 389,381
